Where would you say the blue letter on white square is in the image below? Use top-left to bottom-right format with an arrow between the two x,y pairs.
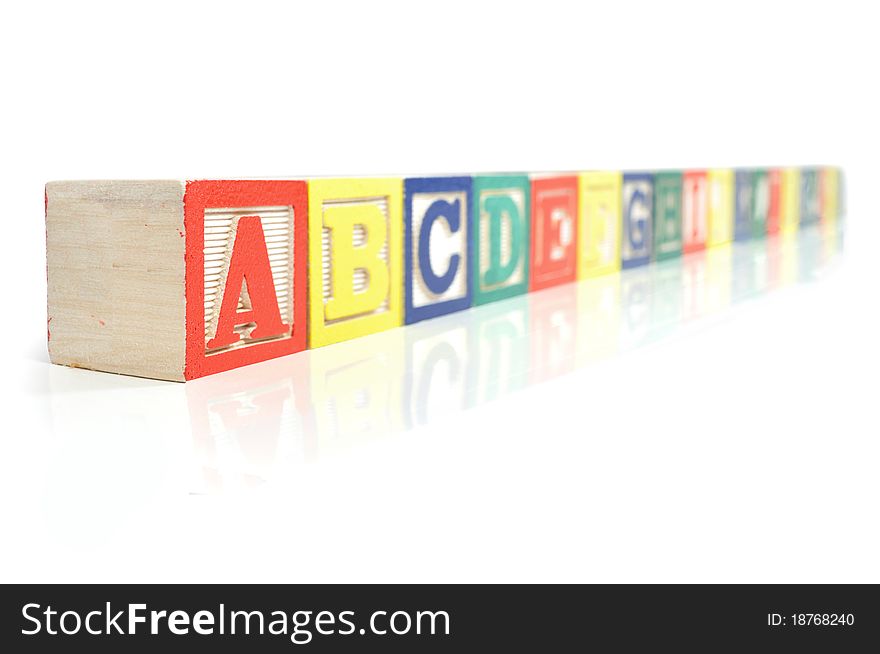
404,177 -> 473,324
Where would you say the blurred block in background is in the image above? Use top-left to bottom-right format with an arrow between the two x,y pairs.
578,171 -> 622,277
621,172 -> 653,268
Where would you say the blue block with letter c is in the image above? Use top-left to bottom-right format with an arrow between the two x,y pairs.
404,176 -> 474,324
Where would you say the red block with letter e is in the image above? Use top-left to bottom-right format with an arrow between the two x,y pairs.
529,175 -> 578,291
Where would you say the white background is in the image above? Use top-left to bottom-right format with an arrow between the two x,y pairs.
1,0 -> 877,582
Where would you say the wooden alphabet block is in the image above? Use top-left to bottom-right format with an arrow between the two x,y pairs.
707,168 -> 734,247
751,169 -> 770,238
529,175 -> 578,291
308,178 -> 403,348
682,170 -> 708,254
404,176 -> 473,324
800,168 -> 821,225
621,173 -> 653,268
765,168 -> 782,235
734,169 -> 755,242
820,166 -> 840,223
47,165 -> 834,383
46,180 -> 308,381
577,171 -> 622,278
653,171 -> 683,260
472,175 -> 530,305
779,167 -> 801,235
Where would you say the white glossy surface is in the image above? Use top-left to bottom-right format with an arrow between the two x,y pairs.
1,1 -> 877,583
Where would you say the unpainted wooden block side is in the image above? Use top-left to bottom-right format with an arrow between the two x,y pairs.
46,180 -> 187,381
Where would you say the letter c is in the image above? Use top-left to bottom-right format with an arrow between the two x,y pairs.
418,199 -> 461,295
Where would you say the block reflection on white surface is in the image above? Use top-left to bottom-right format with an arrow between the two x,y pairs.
43,223 -> 845,494
175,224 -> 844,488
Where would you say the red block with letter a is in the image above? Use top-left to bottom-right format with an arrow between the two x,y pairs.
682,170 -> 708,254
529,175 -> 578,292
184,180 -> 308,379
766,169 -> 782,235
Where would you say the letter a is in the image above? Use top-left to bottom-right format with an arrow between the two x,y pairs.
207,215 -> 289,350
